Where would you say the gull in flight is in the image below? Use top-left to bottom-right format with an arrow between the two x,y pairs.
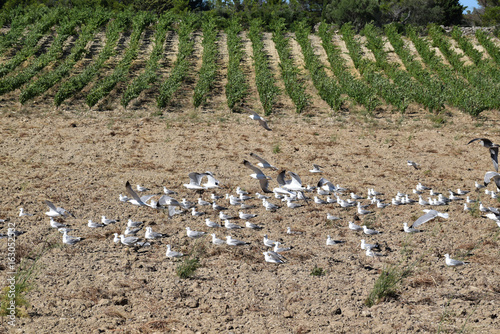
263,251 -> 285,264
309,164 -> 323,173
166,245 -> 184,258
19,208 -> 33,217
403,222 -> 422,233
211,234 -> 225,245
246,221 -> 263,229
244,106 -> 272,131
467,137 -> 499,172
250,152 -> 277,170
363,225 -> 381,235
326,235 -> 345,245
44,200 -> 74,218
145,226 -> 165,239
88,220 -> 105,228
484,171 -> 500,191
136,184 -> 150,192
126,181 -> 154,206
226,235 -> 250,246
62,230 -> 82,245
409,209 -> 449,229
444,254 -> 468,267
186,227 -> 206,238
183,172 -> 208,190
407,160 -> 419,169
203,172 -> 221,189
277,170 -> 305,191
243,160 -> 271,180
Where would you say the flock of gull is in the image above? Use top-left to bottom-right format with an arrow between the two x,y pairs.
5,128 -> 500,268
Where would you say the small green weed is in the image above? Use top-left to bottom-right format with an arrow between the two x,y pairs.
310,265 -> 325,277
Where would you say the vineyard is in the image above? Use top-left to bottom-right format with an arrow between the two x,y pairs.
0,7 -> 499,116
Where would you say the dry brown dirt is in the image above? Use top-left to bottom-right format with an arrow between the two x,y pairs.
0,30 -> 499,334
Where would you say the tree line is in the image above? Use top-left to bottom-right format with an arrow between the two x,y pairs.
0,0 -> 499,31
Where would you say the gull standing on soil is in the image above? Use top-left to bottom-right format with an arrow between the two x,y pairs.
263,251 -> 285,264
327,213 -> 340,220
365,248 -> 385,258
62,230 -> 82,245
124,226 -> 141,236
274,242 -> 292,252
287,227 -> 303,234
166,245 -> 184,258
360,239 -> 379,250
163,187 -> 177,195
239,212 -> 257,219
145,226 -> 165,239
357,202 -> 373,215
219,211 -> 235,220
363,225 -> 381,235
444,254 -> 468,267
326,236 -> 345,245
88,220 -> 105,228
349,221 -> 363,231
119,194 -> 130,202
205,218 -> 221,228
198,197 -> 211,206
102,216 -> 119,225
263,234 -> 279,247
226,235 -> 250,246
186,227 -> 206,238
127,219 -> 143,228
50,217 -> 67,229
245,107 -> 272,131
246,221 -> 263,230
467,138 -> 499,172
407,160 -> 420,169
210,234 -> 225,245
403,222 -> 422,233
224,220 -> 242,229
119,234 -> 149,247
191,207 -> 205,217
136,184 -> 150,192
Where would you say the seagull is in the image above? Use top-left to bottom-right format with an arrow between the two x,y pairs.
326,235 -> 344,245
263,199 -> 279,211
119,234 -> 149,247
365,248 -> 385,258
198,197 -> 211,206
183,172 -> 208,190
484,171 -> 500,191
314,196 -> 327,205
444,254 -> 468,267
186,227 -> 206,238
263,251 -> 285,264
102,216 -> 119,225
119,194 -> 131,202
219,211 -> 235,220
125,181 -> 152,206
277,170 -> 305,191
274,242 -> 292,252
363,225 -> 381,235
88,220 -> 105,228
163,187 -> 177,195
191,208 -> 205,217
127,219 -> 143,227
203,172 -> 221,189
377,200 -> 390,209
209,233 -> 224,245
468,138 -> 499,172
62,230 -> 82,245
360,239 -> 379,250
19,208 -> 33,217
239,212 -> 257,219
245,221 -> 263,230
287,227 -> 303,234
113,233 -> 121,243
44,200 -> 74,218
166,244 -> 184,258
243,160 -> 271,180
349,221 -> 363,231
181,198 -> 196,209
124,226 -> 141,235
327,213 -> 340,220
136,184 -> 150,192
245,107 -> 272,131
357,202 -> 373,215
50,217 -> 67,229
403,222 -> 422,233
224,220 -> 242,229
263,234 -> 279,247
145,226 -> 165,239
407,160 -> 419,169
416,183 -> 431,191
256,192 -> 269,199
211,193 -> 223,200
287,199 -> 303,209
309,164 -> 323,173
205,218 -> 221,228
226,235 -> 249,246
249,152 -> 277,170
410,209 -> 449,229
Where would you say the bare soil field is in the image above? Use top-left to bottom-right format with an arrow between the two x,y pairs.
0,29 -> 499,334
